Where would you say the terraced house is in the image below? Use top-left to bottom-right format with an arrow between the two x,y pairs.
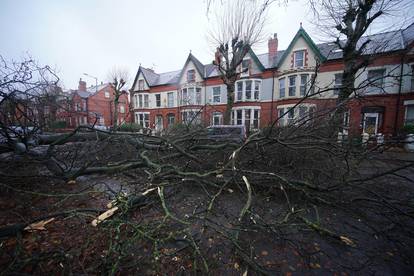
130,23 -> 414,137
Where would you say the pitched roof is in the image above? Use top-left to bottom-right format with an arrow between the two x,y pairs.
132,21 -> 414,88
87,83 -> 109,93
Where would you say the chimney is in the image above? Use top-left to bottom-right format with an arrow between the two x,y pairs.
214,47 -> 222,65
78,78 -> 87,92
268,33 -> 278,66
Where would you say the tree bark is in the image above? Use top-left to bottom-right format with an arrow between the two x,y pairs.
223,83 -> 235,125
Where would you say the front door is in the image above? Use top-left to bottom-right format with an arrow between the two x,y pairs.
155,115 -> 163,132
363,112 -> 379,135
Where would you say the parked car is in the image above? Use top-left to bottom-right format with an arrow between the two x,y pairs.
206,125 -> 246,143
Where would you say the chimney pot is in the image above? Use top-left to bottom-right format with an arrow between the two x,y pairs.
78,79 -> 87,92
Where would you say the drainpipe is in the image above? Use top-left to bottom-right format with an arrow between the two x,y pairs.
270,70 -> 275,125
393,54 -> 405,136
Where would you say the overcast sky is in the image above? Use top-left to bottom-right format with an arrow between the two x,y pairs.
0,0 -> 411,90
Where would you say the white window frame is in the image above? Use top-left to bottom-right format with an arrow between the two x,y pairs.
211,112 -> 223,126
294,50 -> 305,68
119,104 -> 125,114
180,87 -> 202,106
277,104 -> 316,126
138,79 -> 145,90
104,91 -> 110,98
288,75 -> 296,97
235,79 -> 261,102
138,94 -> 143,108
181,109 -> 202,125
404,103 -> 414,126
212,87 -> 221,103
155,94 -> 161,107
144,94 -> 149,108
231,107 -> 261,129
240,59 -> 250,77
187,69 -> 196,83
300,74 -> 308,96
279,78 -> 285,98
333,73 -> 343,95
367,68 -> 386,93
135,112 -> 150,128
167,113 -> 175,126
167,92 -> 174,107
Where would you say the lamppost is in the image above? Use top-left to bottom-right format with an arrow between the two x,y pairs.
83,73 -> 98,93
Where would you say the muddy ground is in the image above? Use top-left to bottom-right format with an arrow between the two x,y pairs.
0,147 -> 414,275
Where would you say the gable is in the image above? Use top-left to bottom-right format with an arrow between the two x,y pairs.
133,71 -> 150,91
277,28 -> 325,71
179,60 -> 204,84
242,50 -> 265,74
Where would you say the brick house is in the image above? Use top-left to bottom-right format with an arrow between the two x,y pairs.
68,79 -> 130,128
130,22 -> 414,137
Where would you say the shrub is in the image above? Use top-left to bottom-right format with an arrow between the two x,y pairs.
49,121 -> 67,129
402,124 -> 414,135
118,123 -> 142,132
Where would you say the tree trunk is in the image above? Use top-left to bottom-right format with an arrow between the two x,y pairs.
223,83 -> 235,125
113,94 -> 119,131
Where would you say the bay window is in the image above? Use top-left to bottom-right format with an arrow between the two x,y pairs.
235,79 -> 261,102
135,112 -> 150,128
277,104 -> 316,126
182,110 -> 201,125
280,74 -> 314,98
231,108 -> 260,129
181,87 -> 202,105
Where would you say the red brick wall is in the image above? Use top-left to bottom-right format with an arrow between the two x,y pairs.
87,86 -> 130,126
347,94 -> 414,136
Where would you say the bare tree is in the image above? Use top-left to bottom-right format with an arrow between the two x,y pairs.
310,0 -> 412,103
209,0 -> 270,124
107,67 -> 129,131
0,55 -> 60,152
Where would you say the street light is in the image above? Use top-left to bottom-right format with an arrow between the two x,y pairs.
83,73 -> 98,93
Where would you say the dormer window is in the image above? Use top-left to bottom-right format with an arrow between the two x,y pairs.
138,79 -> 144,90
187,69 -> 195,82
294,50 -> 305,68
240,59 -> 250,77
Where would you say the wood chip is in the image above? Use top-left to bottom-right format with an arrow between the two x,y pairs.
24,218 -> 55,231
